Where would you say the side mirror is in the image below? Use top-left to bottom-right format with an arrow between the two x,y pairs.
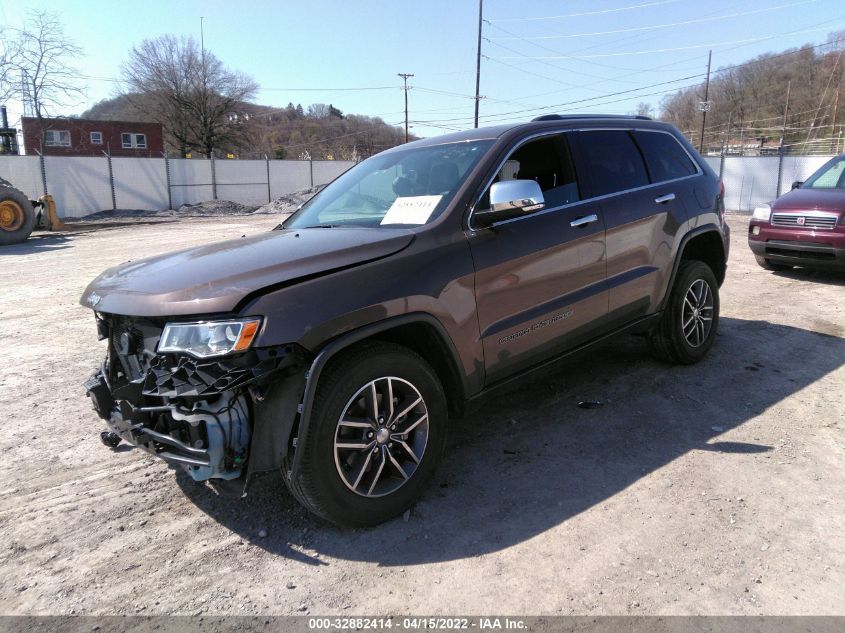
474,179 -> 545,227
791,181 -> 803,190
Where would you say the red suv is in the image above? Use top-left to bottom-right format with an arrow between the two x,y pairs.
748,153 -> 845,271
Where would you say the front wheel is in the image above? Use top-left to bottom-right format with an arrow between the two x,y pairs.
282,342 -> 447,527
649,260 -> 720,364
0,184 -> 35,246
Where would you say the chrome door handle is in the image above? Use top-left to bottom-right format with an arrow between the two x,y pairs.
570,214 -> 598,228
654,193 -> 676,204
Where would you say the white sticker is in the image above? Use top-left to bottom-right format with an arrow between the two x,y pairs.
380,195 -> 442,225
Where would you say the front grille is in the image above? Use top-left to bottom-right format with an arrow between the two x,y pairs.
771,212 -> 838,230
765,247 -> 835,260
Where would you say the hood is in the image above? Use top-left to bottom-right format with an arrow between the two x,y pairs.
80,227 -> 415,317
772,188 -> 845,213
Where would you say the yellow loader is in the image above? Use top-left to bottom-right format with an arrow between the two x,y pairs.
0,176 -> 63,245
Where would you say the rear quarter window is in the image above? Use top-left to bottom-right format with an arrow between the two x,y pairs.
633,131 -> 698,183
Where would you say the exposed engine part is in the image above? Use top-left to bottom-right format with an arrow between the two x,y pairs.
100,431 -> 121,448
169,392 -> 250,481
84,313 -> 311,484
143,346 -> 297,398
88,367 -> 252,482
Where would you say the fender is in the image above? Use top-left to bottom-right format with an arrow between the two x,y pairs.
657,224 -> 727,312
288,312 -> 468,479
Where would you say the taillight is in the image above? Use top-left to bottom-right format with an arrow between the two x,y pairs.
718,179 -> 725,198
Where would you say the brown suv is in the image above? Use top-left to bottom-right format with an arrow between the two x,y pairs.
81,115 -> 729,526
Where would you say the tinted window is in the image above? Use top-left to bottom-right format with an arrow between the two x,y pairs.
576,130 -> 649,197
480,133 -> 580,210
634,131 -> 698,183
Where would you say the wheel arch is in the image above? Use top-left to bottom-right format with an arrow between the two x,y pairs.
659,225 -> 727,311
289,313 -> 469,478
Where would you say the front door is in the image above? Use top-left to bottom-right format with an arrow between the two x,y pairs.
467,132 -> 608,383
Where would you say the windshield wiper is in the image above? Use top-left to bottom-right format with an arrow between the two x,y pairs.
303,224 -> 341,228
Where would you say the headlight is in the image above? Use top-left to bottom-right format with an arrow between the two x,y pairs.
752,204 -> 771,222
158,318 -> 261,358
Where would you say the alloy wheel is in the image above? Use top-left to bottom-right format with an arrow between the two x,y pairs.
333,376 -> 429,498
681,278 -> 714,348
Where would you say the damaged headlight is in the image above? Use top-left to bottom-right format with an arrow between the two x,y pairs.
158,318 -> 261,358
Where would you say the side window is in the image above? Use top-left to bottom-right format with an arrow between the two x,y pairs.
479,133 -> 580,210
633,131 -> 698,183
575,130 -> 649,197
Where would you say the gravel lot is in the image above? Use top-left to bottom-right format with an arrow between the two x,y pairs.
0,213 -> 842,616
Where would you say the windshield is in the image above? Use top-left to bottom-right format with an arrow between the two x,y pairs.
284,140 -> 493,229
802,156 -> 845,189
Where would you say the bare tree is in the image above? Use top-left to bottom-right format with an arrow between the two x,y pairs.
632,102 -> 655,118
12,10 -> 85,120
122,35 -> 258,157
0,27 -> 21,104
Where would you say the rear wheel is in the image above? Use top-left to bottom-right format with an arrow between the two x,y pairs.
754,255 -> 792,271
649,260 -> 720,364
0,183 -> 35,246
282,341 -> 447,527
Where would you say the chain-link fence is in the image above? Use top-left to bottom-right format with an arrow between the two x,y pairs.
705,153 -> 836,212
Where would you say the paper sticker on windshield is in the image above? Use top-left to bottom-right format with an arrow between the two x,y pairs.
380,195 -> 442,225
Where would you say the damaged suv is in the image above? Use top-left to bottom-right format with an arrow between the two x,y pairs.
82,115 -> 729,526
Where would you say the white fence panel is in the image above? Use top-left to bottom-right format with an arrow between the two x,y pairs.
312,160 -> 354,186
44,156 -> 113,217
168,159 -> 213,207
0,156 -> 43,200
215,159 -> 269,205
702,156 -> 721,174
112,157 -> 168,211
778,155 -> 834,196
269,161 -> 311,199
721,156 -> 780,212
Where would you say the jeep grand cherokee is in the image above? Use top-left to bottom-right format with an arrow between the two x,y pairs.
82,115 -> 729,526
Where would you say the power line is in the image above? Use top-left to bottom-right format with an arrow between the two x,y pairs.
489,25 -> 843,60
489,0 -> 681,23
488,0 -> 818,42
410,33 -> 845,128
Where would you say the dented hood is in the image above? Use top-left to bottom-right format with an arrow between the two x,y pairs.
80,227 -> 415,317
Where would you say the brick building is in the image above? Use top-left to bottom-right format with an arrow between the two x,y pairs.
21,117 -> 164,157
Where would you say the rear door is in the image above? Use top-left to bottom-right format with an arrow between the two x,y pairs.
467,132 -> 608,383
571,129 -> 693,324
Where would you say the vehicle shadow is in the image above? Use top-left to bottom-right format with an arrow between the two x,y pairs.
0,233 -> 75,254
177,317 -> 844,566
772,267 -> 845,287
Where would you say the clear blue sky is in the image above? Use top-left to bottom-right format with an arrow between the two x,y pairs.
2,0 -> 843,138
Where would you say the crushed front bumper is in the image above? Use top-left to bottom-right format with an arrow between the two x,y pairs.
84,314 -> 309,483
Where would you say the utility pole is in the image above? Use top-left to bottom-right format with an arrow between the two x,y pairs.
398,73 -> 414,143
474,0 -> 483,128
776,81 -> 791,196
781,80 -> 791,146
698,49 -> 712,153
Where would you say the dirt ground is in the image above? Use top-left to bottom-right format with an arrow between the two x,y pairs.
0,213 -> 842,616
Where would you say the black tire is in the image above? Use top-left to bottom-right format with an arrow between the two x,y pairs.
649,260 -> 720,364
0,183 -> 35,246
282,341 -> 448,527
754,255 -> 792,271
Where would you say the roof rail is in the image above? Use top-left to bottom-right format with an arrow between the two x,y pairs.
531,114 -> 652,122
